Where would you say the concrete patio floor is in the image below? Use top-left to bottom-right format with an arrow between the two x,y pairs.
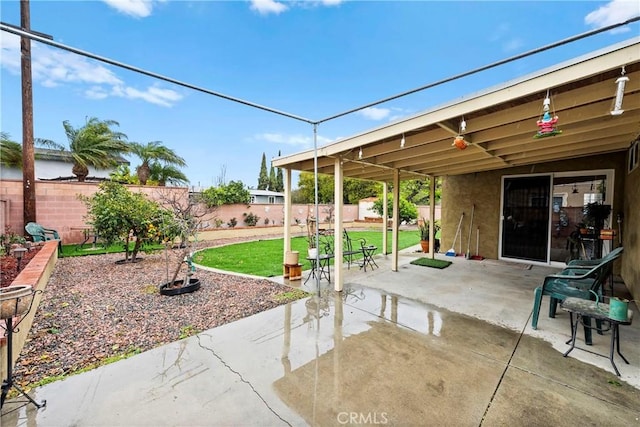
2,247 -> 639,426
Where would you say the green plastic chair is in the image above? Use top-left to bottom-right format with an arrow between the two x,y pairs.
25,222 -> 62,251
531,247 -> 623,343
565,246 -> 624,295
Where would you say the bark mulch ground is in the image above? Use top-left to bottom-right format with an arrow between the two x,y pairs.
7,241 -> 306,390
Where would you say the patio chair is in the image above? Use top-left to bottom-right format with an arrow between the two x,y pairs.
565,246 -> 623,296
531,248 -> 623,342
25,222 -> 62,251
343,230 -> 366,269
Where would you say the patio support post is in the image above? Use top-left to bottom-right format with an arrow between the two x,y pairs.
333,291 -> 343,398
392,169 -> 400,271
334,157 -> 344,292
283,168 -> 292,259
429,175 -> 436,259
382,182 -> 389,255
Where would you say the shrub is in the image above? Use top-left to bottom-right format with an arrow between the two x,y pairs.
227,217 -> 237,228
243,212 -> 260,227
0,226 -> 26,255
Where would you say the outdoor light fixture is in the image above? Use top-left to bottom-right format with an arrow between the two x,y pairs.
400,133 -> 406,148
611,66 -> 629,116
13,247 -> 27,272
572,183 -> 579,194
358,147 -> 363,159
452,117 -> 469,150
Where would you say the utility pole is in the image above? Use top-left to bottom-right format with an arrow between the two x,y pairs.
21,0 -> 36,227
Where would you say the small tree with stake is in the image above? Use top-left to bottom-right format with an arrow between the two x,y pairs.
154,189 -> 211,294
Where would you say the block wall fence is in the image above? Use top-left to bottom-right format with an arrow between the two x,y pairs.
0,180 -> 363,244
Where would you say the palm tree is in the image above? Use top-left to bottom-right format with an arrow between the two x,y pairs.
149,162 -> 189,187
0,132 -> 22,167
129,141 -> 186,185
46,117 -> 129,182
1,132 -> 62,168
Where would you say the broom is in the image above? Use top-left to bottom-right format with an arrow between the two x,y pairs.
446,213 -> 464,256
470,228 -> 484,260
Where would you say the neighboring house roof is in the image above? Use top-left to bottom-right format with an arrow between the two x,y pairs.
273,37 -> 640,182
250,189 -> 284,197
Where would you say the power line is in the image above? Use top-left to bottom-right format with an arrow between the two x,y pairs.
1,15 -> 638,126
317,15 -> 640,124
0,22 -> 314,125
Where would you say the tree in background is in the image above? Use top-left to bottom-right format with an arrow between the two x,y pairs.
258,153 -> 269,190
215,164 -> 227,187
149,162 -> 189,187
297,172 -> 335,203
400,178 -> 442,205
371,195 -> 418,224
109,164 -> 139,184
344,179 -> 381,204
46,117 -> 130,182
0,132 -> 23,167
297,172 -> 380,204
129,141 -> 186,185
275,150 -> 284,192
200,180 -> 250,207
80,182 -> 166,262
268,166 -> 276,191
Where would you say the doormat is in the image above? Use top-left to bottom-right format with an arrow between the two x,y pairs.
410,258 -> 452,269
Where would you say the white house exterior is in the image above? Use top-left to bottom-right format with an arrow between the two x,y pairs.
249,189 -> 285,204
0,148 -> 129,181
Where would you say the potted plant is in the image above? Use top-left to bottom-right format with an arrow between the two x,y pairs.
582,202 -> 611,233
306,216 -> 318,258
418,218 -> 430,253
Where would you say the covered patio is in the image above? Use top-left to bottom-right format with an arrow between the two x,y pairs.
3,249 -> 638,425
273,37 -> 640,301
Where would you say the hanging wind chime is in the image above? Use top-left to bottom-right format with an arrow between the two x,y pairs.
534,90 -> 562,138
452,117 -> 469,150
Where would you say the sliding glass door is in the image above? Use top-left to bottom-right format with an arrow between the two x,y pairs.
500,170 -> 614,265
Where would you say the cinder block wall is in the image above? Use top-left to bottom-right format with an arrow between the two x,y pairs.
0,181 -> 360,244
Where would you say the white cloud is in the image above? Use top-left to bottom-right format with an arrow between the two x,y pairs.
114,85 -> 184,107
357,107 -> 391,121
585,0 -> 639,33
101,0 -> 165,18
250,0 -> 342,15
250,0 -> 289,15
85,86 -> 110,100
1,33 -> 183,107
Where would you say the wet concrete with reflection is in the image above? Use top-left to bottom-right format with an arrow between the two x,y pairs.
2,256 -> 639,426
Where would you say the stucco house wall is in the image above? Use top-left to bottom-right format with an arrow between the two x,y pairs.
622,149 -> 639,302
442,151 -> 633,296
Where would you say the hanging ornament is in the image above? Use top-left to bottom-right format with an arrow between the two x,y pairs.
534,91 -> 562,138
452,117 -> 469,150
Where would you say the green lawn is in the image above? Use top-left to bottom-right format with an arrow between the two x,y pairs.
193,230 -> 420,277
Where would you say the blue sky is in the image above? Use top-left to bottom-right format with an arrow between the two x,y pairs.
1,0 -> 639,189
